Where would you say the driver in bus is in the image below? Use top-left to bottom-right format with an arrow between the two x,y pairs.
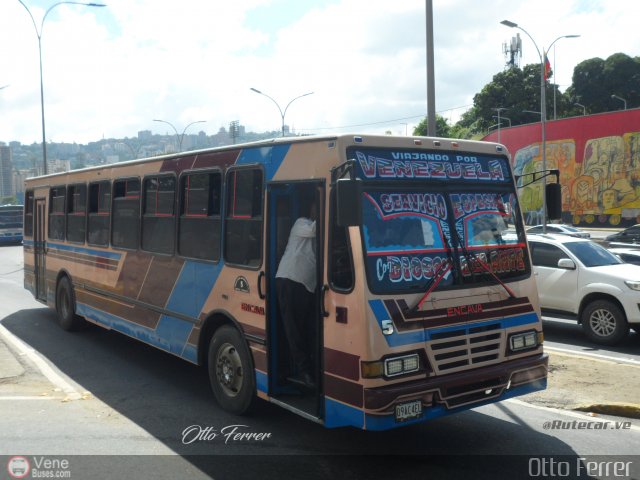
275,194 -> 317,389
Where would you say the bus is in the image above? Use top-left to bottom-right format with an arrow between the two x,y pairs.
23,134 -> 557,430
0,204 -> 24,244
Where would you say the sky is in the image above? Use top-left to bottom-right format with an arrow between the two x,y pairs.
0,0 -> 638,145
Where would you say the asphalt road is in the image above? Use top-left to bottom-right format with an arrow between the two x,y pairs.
542,317 -> 640,364
1,244 -> 639,480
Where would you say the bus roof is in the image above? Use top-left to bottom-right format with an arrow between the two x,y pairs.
25,133 -> 508,183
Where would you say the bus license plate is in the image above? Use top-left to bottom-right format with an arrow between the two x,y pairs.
395,400 -> 422,422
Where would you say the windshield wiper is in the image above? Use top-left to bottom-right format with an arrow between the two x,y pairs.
405,258 -> 453,315
451,228 -> 516,299
405,235 -> 455,315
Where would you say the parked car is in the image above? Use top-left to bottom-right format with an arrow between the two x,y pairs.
608,247 -> 640,266
605,224 -> 640,245
526,224 -> 590,238
528,233 -> 640,345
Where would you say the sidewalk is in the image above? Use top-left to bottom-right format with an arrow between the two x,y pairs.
523,350 -> 640,419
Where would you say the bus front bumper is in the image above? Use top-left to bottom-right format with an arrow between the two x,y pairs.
361,353 -> 548,430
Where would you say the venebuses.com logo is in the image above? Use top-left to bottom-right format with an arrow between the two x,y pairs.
7,456 -> 30,479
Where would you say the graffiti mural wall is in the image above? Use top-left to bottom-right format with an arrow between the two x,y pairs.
483,109 -> 640,227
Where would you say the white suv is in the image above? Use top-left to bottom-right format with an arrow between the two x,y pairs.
528,233 -> 640,345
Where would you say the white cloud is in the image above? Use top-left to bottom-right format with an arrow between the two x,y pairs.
0,0 -> 638,144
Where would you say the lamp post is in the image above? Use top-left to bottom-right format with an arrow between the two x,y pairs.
501,20 -> 578,233
492,107 -> 509,144
574,103 -> 586,116
611,95 -> 627,110
549,37 -> 580,120
153,119 -> 207,152
18,1 -> 107,176
249,88 -> 313,137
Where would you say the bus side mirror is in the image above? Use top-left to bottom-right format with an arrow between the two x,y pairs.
546,183 -> 562,220
336,179 -> 362,227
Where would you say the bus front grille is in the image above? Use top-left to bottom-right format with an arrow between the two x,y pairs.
427,323 -> 504,374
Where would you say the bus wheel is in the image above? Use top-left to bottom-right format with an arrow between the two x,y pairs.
208,325 -> 256,414
581,300 -> 628,346
55,277 -> 85,331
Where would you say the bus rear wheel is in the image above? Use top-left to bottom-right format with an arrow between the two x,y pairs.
208,325 -> 256,414
55,276 -> 85,331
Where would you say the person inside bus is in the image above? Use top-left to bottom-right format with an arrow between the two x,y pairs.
275,194 -> 317,389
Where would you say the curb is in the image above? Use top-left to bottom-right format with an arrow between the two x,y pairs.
0,337 -> 25,380
573,403 -> 640,420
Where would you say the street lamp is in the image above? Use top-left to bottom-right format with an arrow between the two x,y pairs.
501,20 -> 578,233
153,119 -> 207,152
249,88 -> 314,137
18,1 -> 107,176
492,107 -> 509,144
611,95 -> 627,110
549,35 -> 580,119
574,103 -> 586,116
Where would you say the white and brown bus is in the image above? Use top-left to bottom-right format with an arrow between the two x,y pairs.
23,134 -> 556,430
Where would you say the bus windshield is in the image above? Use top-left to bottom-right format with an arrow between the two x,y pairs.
360,187 -> 528,294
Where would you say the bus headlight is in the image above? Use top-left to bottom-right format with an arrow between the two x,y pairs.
508,331 -> 539,352
361,353 -> 423,379
384,354 -> 420,377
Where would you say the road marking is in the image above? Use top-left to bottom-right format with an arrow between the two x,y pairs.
505,399 -> 640,432
545,345 -> 640,366
0,324 -> 82,400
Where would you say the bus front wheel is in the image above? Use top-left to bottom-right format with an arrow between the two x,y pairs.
208,325 -> 256,414
55,277 -> 85,331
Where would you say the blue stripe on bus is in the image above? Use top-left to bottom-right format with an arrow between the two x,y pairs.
77,302 -> 156,343
76,302 -> 202,364
368,300 -> 539,347
362,378 -> 547,431
165,260 -> 223,319
155,314 -> 195,355
182,344 -> 198,363
46,242 -> 122,260
161,260 -> 224,359
324,398 -> 365,429
235,144 -> 291,181
256,371 -> 268,393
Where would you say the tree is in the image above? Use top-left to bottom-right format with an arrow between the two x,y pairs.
413,115 -> 452,138
566,53 -> 640,113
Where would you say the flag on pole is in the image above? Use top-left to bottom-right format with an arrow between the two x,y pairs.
544,53 -> 552,80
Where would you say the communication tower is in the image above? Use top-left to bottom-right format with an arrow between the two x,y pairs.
503,33 -> 522,69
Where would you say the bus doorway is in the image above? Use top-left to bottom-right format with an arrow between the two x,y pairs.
266,181 -> 324,419
34,199 -> 47,302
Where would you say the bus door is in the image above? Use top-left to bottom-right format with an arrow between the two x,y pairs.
34,199 -> 47,301
265,180 -> 324,418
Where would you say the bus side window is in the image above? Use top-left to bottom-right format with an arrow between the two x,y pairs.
48,186 -> 66,240
224,168 -> 263,267
142,175 -> 176,255
329,191 -> 354,291
112,178 -> 140,250
87,181 -> 111,246
178,171 -> 222,261
66,183 -> 87,244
